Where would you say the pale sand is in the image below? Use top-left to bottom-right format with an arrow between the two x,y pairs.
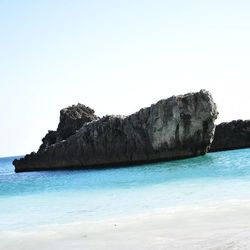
1,203 -> 250,250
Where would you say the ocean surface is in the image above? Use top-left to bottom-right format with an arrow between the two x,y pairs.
0,148 -> 250,231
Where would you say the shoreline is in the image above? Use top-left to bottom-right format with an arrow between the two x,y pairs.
1,201 -> 250,250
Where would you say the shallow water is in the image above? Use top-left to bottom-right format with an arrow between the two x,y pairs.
0,149 -> 250,230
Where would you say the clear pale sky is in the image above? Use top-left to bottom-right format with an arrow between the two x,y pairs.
0,0 -> 249,157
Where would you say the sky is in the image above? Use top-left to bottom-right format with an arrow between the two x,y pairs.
0,0 -> 249,157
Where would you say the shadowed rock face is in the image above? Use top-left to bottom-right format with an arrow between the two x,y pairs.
210,120 -> 250,152
13,90 -> 218,172
38,104 -> 99,152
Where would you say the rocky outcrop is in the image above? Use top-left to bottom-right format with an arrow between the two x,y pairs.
13,90 -> 218,172
38,104 -> 99,152
210,120 -> 250,152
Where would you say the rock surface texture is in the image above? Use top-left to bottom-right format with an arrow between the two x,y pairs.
210,120 -> 250,152
13,90 -> 218,172
38,103 -> 99,152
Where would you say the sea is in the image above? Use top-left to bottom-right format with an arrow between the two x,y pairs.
0,148 -> 250,231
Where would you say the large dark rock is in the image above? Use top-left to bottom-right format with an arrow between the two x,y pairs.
13,90 -> 218,172
210,120 -> 250,152
38,103 -> 99,152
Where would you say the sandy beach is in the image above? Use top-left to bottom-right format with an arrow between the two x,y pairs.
1,202 -> 250,250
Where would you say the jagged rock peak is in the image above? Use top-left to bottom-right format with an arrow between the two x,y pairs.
38,103 -> 99,152
59,103 -> 96,122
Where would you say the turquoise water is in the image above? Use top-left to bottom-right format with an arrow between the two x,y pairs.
0,149 -> 250,230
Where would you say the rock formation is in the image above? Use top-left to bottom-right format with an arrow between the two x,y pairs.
210,120 -> 250,152
38,103 -> 99,152
13,90 -> 218,172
